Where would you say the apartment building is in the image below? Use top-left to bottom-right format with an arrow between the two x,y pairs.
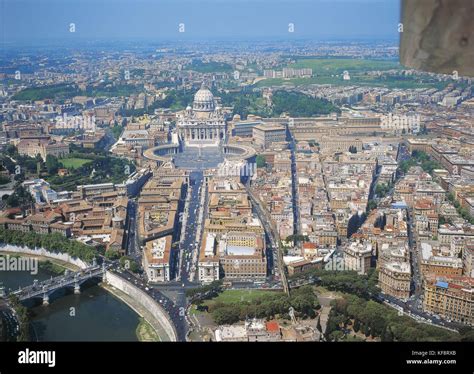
343,240 -> 373,274
423,275 -> 474,326
378,262 -> 411,300
253,123 -> 286,149
143,235 -> 172,282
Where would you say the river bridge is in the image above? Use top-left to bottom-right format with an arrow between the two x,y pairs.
10,263 -> 107,305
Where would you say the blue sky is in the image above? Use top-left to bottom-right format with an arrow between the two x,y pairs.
1,0 -> 401,44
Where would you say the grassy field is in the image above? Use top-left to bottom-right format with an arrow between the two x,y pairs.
59,157 -> 92,169
290,58 -> 401,74
135,318 -> 160,342
254,58 -> 448,90
189,289 -> 284,316
255,75 -> 447,90
11,83 -> 81,101
185,61 -> 233,73
204,289 -> 281,306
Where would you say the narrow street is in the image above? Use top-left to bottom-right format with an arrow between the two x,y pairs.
246,185 -> 289,295
178,171 -> 205,285
406,209 -> 423,310
289,135 -> 302,253
125,199 -> 140,262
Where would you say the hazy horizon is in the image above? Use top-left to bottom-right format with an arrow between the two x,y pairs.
1,0 -> 401,46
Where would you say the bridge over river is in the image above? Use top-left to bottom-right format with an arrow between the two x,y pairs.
10,263 -> 108,305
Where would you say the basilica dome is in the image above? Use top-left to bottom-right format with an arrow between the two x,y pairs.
193,84 -> 215,112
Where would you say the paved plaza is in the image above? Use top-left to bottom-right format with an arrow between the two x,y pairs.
173,146 -> 225,170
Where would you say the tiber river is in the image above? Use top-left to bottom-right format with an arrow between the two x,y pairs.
0,261 -> 140,341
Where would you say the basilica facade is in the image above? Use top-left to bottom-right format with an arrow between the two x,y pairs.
176,84 -> 227,147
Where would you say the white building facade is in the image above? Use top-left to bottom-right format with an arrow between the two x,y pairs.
177,84 -> 227,147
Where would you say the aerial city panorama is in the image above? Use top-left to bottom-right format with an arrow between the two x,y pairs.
0,0 -> 473,371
